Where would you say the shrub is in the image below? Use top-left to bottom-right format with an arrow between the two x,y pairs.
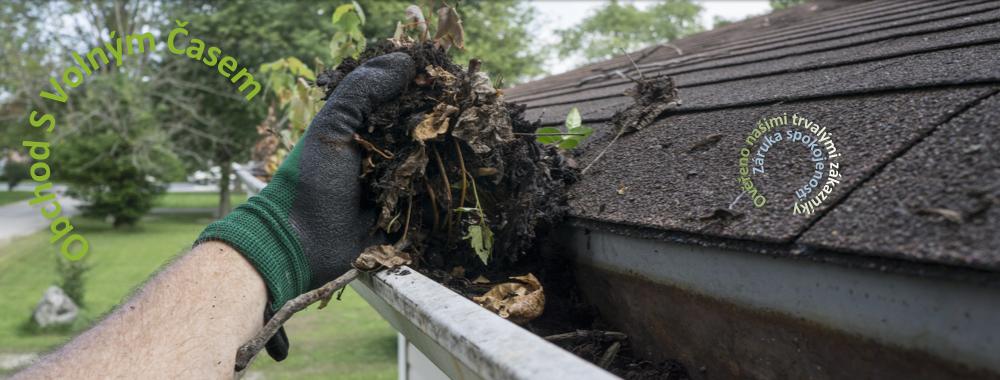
56,256 -> 89,308
2,158 -> 30,191
56,74 -> 183,227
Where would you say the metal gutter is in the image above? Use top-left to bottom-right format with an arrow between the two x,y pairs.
232,164 -> 619,380
355,267 -> 618,380
565,226 -> 1000,378
232,163 -> 266,197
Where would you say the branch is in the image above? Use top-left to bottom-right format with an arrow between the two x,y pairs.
234,269 -> 361,371
544,330 -> 627,343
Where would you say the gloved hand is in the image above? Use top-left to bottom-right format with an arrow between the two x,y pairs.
196,52 -> 415,361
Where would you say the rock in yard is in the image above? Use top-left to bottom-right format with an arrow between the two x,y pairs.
32,286 -> 79,328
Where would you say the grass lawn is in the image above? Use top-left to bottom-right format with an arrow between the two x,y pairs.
0,191 -> 31,206
0,203 -> 395,379
154,191 -> 248,209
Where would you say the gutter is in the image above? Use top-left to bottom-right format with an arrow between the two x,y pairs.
564,225 -> 1000,379
233,164 -> 619,380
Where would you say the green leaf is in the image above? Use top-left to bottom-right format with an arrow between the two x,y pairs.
338,13 -> 361,30
535,127 -> 563,144
352,0 -> 366,25
565,107 -> 582,130
454,207 -> 478,213
569,126 -> 594,139
463,224 -> 494,265
332,3 -> 355,24
558,139 -> 580,150
284,57 -> 315,80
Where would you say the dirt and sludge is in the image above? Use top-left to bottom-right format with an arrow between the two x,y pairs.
319,38 -> 685,379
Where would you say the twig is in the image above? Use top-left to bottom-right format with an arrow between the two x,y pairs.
613,69 -> 642,85
581,130 -> 624,175
424,180 -> 441,232
234,269 -> 361,371
597,341 -> 622,369
354,133 -> 394,159
399,194 -> 414,244
661,43 -> 683,56
432,147 -> 453,233
621,48 -> 646,80
544,330 -> 628,343
513,132 -> 588,136
454,139 -> 469,209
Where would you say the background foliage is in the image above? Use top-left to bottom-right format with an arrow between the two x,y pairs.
0,0 -> 728,224
555,0 -> 703,63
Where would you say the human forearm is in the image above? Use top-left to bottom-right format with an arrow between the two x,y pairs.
16,241 -> 267,379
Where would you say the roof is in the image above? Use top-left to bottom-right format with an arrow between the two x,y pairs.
506,0 -> 1000,272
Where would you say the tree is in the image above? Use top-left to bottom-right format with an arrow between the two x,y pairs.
713,15 -> 734,29
167,0 -> 340,217
57,74 -> 184,227
451,0 -> 545,84
771,0 -> 807,10
3,0 -> 186,226
0,1 -> 58,153
555,0 -> 703,63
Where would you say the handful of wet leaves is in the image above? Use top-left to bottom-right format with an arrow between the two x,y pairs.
320,39 -> 575,324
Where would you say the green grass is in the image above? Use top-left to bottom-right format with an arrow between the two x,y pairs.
0,191 -> 32,206
0,204 -> 395,379
154,191 -> 248,209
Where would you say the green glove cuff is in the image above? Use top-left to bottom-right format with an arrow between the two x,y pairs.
196,151 -> 311,311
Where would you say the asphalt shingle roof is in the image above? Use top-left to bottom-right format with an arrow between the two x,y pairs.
506,0 -> 1000,271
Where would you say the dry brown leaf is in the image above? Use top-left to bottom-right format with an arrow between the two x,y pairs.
433,5 -> 465,51
469,71 -> 498,103
473,273 -> 545,324
354,245 -> 412,271
472,275 -> 490,284
405,5 -> 428,41
413,103 -> 459,142
378,146 -> 428,231
453,102 -> 514,154
425,65 -> 457,87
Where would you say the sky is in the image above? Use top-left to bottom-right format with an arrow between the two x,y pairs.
531,0 -> 773,74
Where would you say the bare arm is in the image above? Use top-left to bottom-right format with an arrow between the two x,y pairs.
15,242 -> 267,379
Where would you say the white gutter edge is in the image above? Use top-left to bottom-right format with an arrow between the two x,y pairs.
232,164 -> 618,380
353,267 -> 620,380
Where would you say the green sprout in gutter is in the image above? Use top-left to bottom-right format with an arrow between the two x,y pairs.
535,107 -> 594,149
456,173 -> 493,265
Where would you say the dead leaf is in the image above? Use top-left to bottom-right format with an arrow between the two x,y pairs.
413,103 -> 459,142
354,245 -> 412,271
469,71 -> 498,103
616,75 -> 680,135
472,275 -> 490,284
473,273 -> 545,324
433,5 -> 465,51
476,167 -> 498,176
688,133 -> 724,153
405,5 -> 428,41
378,147 -> 428,231
450,266 -> 465,278
453,102 -> 515,154
425,65 -> 457,87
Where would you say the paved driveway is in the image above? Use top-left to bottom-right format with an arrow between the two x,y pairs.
0,195 -> 81,247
